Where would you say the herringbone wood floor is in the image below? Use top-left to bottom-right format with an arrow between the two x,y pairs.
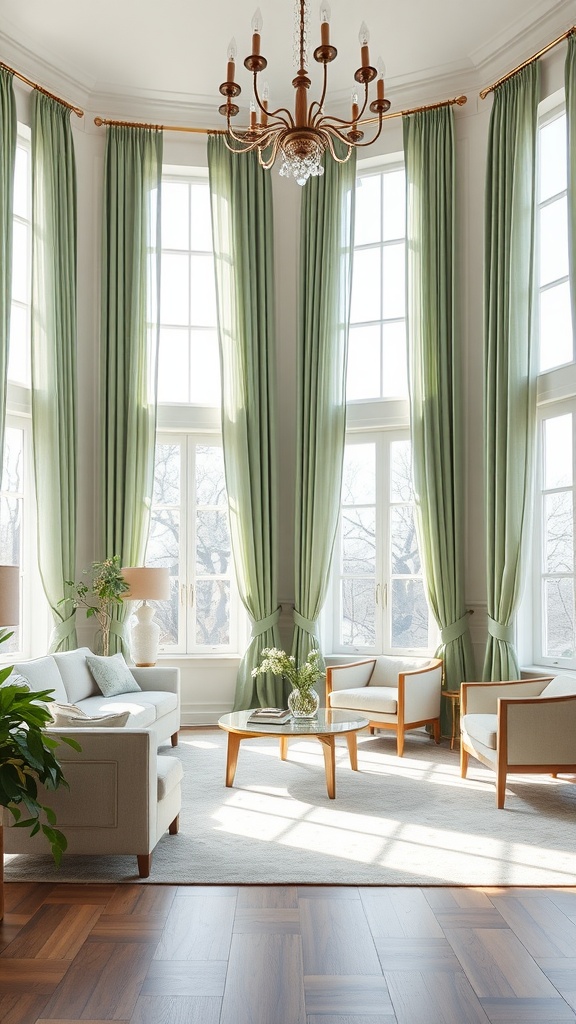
1,883 -> 576,1023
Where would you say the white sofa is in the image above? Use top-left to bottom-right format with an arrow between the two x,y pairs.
326,655 -> 443,756
3,647 -> 182,877
460,675 -> 576,808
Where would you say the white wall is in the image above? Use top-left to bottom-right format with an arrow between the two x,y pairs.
6,38 -> 569,720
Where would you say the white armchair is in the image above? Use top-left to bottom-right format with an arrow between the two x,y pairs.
326,656 -> 443,756
460,675 -> 576,808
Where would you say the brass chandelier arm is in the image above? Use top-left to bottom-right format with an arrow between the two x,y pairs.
258,133 -> 284,170
324,118 -> 384,150
0,60 -> 84,117
309,62 -> 329,126
480,25 -> 575,99
252,73 -> 293,127
317,83 -> 371,130
323,131 -> 353,165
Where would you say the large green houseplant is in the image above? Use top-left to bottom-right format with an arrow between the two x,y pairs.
0,628 -> 79,918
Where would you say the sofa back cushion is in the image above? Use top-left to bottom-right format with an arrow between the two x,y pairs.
540,674 -> 576,697
370,656 -> 433,687
53,647 -> 99,704
13,655 -> 68,703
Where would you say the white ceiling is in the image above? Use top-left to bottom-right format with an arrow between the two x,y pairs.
0,0 -> 574,121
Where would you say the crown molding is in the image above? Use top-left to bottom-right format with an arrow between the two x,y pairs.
2,0 -> 574,130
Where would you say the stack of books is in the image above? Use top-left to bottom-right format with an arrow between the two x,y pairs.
247,707 -> 292,725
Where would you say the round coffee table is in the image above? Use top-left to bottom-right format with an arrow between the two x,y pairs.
217,709 -> 369,799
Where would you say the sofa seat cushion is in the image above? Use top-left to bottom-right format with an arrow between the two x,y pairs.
75,695 -> 156,729
157,755 -> 184,801
125,690 -> 178,717
53,648 -> 99,703
330,686 -> 398,715
461,713 -> 497,750
13,656 -> 68,704
369,657 -> 433,686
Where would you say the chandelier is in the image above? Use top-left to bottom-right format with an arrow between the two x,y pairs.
218,0 -> 390,185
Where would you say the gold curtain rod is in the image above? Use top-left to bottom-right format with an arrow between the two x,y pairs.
480,25 -> 576,99
93,94 -> 467,134
0,60 -> 84,117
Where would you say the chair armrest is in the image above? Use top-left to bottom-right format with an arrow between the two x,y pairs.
401,660 -> 443,722
461,678 -> 552,715
130,666 -> 180,695
500,693 -> 576,765
326,660 -> 375,697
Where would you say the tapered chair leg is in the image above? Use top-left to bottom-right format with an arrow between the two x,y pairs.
396,729 -> 405,757
460,745 -> 469,778
433,719 -> 441,744
496,770 -> 507,809
169,815 -> 179,835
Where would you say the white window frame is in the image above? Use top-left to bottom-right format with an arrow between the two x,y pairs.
151,429 -> 245,658
521,95 -> 576,670
325,427 -> 436,657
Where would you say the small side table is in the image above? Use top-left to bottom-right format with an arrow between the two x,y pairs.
442,689 -> 461,750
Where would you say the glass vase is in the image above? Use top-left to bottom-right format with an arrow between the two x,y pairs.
288,686 -> 320,719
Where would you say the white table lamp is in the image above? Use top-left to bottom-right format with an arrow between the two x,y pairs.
121,566 -> 170,666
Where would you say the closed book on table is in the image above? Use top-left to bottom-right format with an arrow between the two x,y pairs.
247,708 -> 292,725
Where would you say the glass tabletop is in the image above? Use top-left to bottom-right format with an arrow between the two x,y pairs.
218,708 -> 369,735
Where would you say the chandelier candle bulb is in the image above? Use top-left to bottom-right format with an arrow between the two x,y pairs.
227,38 -> 237,82
251,8 -> 262,55
351,89 -> 359,122
250,101 -> 257,128
377,57 -> 385,99
359,22 -> 370,67
261,82 -> 269,125
320,3 -> 331,46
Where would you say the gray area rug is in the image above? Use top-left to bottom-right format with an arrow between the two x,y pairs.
4,728 -> 576,886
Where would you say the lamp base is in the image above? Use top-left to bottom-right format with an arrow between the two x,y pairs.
130,602 -> 161,667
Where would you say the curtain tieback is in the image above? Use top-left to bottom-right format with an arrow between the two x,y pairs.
251,607 -> 281,639
440,614 -> 470,645
49,612 -> 76,649
293,610 -> 318,636
487,616 -> 514,643
110,619 -> 128,640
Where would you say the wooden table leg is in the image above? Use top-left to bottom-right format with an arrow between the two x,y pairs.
317,736 -> 336,799
279,736 -> 289,761
225,732 -> 242,787
346,732 -> 359,771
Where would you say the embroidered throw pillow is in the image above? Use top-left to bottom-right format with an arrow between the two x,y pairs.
85,653 -> 141,697
49,702 -> 130,728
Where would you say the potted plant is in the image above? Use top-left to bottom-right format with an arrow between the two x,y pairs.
64,555 -> 129,657
0,630 -> 80,920
252,647 -> 325,718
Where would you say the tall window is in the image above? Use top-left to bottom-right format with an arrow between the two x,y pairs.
158,175 -> 220,405
326,162 -> 431,654
147,434 -> 240,654
347,165 -> 407,400
537,111 -> 572,373
331,432 -> 432,654
529,104 -> 576,668
8,135 -> 31,387
146,170 -> 243,655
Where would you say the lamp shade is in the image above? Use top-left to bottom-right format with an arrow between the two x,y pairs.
0,564 -> 20,626
121,566 -> 170,601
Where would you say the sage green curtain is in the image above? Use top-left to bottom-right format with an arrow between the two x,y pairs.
0,68 -> 16,463
566,33 -> 576,323
208,137 -> 282,710
292,147 -> 356,667
101,126 -> 162,654
483,64 -> 539,680
403,105 -> 475,716
31,92 -> 78,652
